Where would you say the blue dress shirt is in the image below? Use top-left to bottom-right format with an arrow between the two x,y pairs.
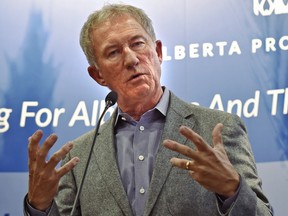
114,88 -> 169,216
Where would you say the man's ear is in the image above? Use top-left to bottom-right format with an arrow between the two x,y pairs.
155,40 -> 163,64
87,66 -> 107,86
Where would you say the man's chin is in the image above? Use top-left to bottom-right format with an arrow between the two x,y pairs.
133,85 -> 152,96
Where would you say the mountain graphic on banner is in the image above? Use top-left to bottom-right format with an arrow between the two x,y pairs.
0,9 -> 58,172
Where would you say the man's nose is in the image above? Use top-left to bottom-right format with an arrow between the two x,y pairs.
123,47 -> 139,69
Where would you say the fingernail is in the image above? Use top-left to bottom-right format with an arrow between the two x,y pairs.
48,133 -> 57,141
74,157 -> 80,164
170,158 -> 175,164
31,130 -> 42,140
34,130 -> 41,137
180,125 -> 188,131
67,142 -> 73,149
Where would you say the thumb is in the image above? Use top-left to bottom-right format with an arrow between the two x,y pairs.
212,123 -> 223,148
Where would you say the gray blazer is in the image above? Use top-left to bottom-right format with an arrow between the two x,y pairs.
48,92 -> 272,215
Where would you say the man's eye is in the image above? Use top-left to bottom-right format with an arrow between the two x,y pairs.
108,50 -> 119,57
131,41 -> 145,48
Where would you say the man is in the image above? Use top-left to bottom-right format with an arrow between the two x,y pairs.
24,3 -> 273,216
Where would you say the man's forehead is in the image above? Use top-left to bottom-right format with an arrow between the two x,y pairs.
98,14 -> 140,29
91,16 -> 146,41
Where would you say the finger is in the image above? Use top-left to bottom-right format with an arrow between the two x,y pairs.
170,157 -> 195,171
56,157 -> 80,178
45,142 -> 74,170
28,130 -> 43,169
163,139 -> 201,161
212,123 -> 223,147
179,126 -> 211,152
28,130 -> 44,193
36,134 -> 58,168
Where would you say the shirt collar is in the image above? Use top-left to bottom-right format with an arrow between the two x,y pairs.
155,87 -> 169,116
115,87 -> 170,124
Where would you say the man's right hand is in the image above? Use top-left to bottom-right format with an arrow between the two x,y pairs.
27,130 -> 80,211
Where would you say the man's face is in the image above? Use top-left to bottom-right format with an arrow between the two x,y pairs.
88,15 -> 163,104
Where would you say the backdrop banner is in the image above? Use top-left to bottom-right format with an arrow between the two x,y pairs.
0,0 -> 287,215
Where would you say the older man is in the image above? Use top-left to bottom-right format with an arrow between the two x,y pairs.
25,3 -> 273,216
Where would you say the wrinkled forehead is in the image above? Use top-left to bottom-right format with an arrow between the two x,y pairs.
93,13 -> 141,30
91,14 -> 143,38
90,14 -> 150,43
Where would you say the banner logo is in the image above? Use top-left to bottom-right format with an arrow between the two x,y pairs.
253,0 -> 288,16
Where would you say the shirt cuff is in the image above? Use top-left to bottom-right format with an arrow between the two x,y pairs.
216,175 -> 242,213
25,194 -> 51,216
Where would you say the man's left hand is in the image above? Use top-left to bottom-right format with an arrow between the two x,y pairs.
163,123 -> 240,198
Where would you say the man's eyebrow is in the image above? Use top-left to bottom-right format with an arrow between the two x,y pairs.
104,44 -> 118,51
129,35 -> 148,42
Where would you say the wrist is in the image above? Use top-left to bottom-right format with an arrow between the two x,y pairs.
28,195 -> 52,211
221,173 -> 240,198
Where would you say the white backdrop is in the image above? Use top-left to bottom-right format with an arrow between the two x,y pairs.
0,0 -> 287,215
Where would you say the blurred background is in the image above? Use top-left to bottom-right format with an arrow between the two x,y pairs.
0,0 -> 287,215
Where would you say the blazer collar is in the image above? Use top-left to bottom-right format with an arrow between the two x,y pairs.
93,111 -> 133,216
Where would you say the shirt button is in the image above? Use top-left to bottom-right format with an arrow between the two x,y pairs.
138,155 -> 145,161
139,126 -> 145,131
139,187 -> 145,194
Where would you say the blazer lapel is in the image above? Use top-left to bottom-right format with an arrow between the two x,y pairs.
144,92 -> 196,216
93,113 -> 133,216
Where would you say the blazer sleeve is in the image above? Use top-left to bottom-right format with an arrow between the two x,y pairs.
23,194 -> 60,216
219,114 -> 273,216
53,152 -> 80,216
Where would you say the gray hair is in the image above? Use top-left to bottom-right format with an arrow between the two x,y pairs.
79,3 -> 156,66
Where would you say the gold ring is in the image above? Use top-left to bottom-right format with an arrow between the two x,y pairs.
186,161 -> 191,170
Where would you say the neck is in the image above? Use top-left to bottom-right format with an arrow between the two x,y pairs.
118,89 -> 163,121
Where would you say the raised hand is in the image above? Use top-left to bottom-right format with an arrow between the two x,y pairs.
28,130 -> 79,211
163,123 -> 240,197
